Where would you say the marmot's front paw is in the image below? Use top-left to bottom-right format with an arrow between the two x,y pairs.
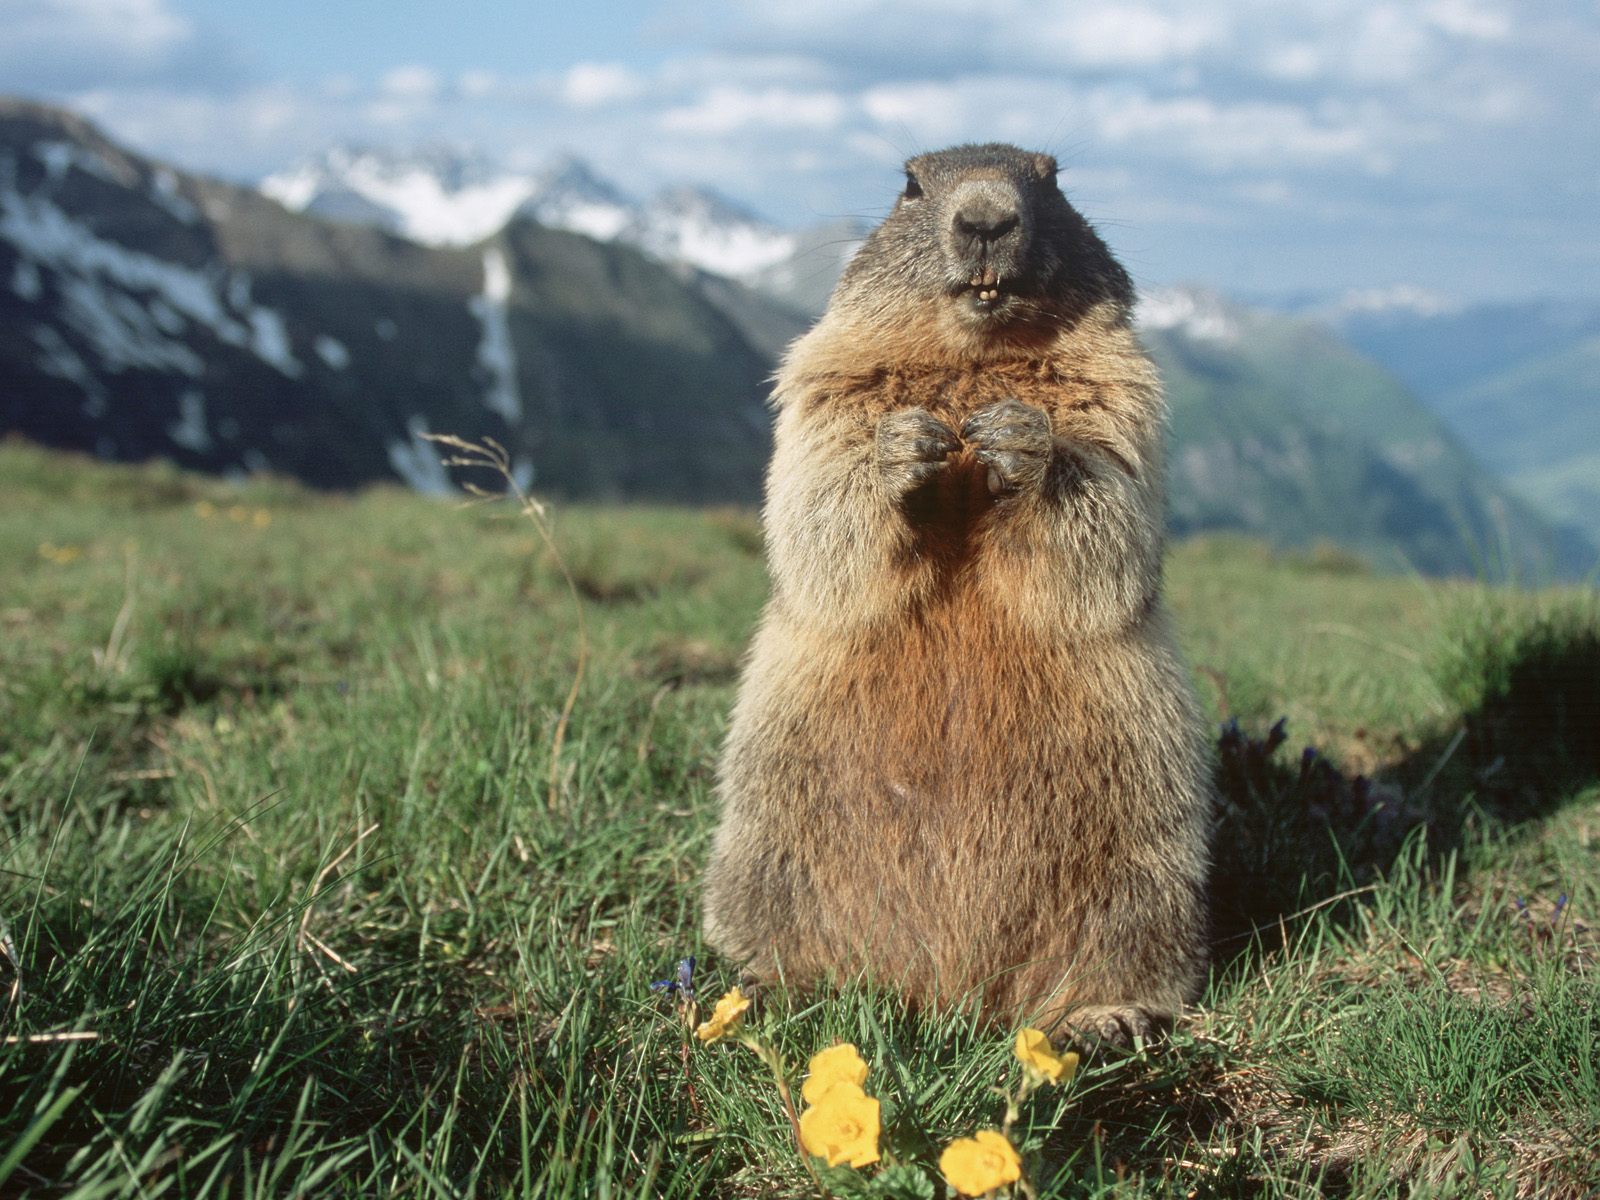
962,398 -> 1052,497
876,407 -> 959,497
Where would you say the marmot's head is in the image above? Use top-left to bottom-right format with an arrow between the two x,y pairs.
828,143 -> 1132,347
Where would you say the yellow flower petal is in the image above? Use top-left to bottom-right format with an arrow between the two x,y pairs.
798,1082 -> 880,1168
801,1042 -> 870,1106
694,987 -> 751,1043
1014,1027 -> 1078,1084
940,1130 -> 1022,1196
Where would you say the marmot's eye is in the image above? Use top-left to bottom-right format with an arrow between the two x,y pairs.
903,174 -> 923,200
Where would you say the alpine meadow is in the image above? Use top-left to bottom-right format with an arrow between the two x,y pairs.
4,4 -> 1600,1192
2,439 -> 1597,1198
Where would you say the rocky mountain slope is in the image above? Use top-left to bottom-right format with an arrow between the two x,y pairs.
1,98 -> 800,500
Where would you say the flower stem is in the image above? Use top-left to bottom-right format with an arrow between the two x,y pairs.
740,1035 -> 832,1200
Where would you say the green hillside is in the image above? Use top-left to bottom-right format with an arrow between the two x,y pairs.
1146,298 -> 1595,578
1441,334 -> 1600,533
1332,301 -> 1600,537
2,443 -> 1597,1197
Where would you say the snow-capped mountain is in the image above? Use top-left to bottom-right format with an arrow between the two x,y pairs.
6,97 -> 1593,577
1135,286 -> 1241,343
516,155 -> 633,242
260,145 -> 540,247
260,146 -> 798,284
2,97 -> 793,499
624,186 -> 796,279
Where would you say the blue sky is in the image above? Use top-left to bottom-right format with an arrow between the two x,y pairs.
4,0 -> 1598,302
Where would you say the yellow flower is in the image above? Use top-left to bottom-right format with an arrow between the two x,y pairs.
798,1081 -> 880,1168
694,987 -> 751,1043
252,508 -> 272,528
801,1042 -> 870,1105
194,500 -> 216,519
37,543 -> 83,564
940,1130 -> 1022,1196
1014,1028 -> 1078,1084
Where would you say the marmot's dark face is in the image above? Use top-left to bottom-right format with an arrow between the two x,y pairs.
900,144 -> 1058,327
835,143 -> 1129,339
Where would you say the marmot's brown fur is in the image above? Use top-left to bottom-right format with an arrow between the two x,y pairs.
701,144 -> 1212,1043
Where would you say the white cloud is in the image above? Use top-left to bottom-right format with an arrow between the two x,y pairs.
458,69 -> 500,100
1088,91 -> 1382,170
4,0 -> 191,60
1034,5 -> 1221,67
659,85 -> 848,135
558,62 -> 645,108
0,0 -> 194,86
379,65 -> 441,102
1426,0 -> 1511,41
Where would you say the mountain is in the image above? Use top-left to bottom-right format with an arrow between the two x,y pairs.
1,97 -> 800,499
261,145 -> 801,286
516,154 -> 634,242
1138,288 -> 1593,578
1313,292 -> 1600,536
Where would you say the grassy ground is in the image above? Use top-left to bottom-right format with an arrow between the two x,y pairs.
1,439 -> 1596,1199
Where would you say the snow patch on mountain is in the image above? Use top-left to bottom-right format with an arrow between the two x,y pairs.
149,167 -> 200,225
469,246 -> 521,421
11,256 -> 41,300
628,187 -> 796,278
34,139 -> 125,186
1136,287 -> 1240,342
518,155 -> 633,242
167,389 -> 212,452
0,181 -> 304,381
31,324 -> 107,412
313,335 -> 350,369
262,147 -> 538,246
387,414 -> 455,494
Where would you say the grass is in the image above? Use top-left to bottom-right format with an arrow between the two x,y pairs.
1,438 -> 1596,1198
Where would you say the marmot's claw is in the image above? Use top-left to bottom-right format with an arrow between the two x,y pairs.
960,396 -> 1051,448
964,398 -> 1051,496
974,448 -> 1042,496
1061,1004 -> 1170,1049
876,407 -> 959,495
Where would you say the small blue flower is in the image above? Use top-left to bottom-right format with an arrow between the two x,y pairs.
651,956 -> 695,1001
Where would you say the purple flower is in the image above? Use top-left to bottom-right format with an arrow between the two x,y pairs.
651,956 -> 696,1001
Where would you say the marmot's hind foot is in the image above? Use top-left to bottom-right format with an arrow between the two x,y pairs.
1062,1004 -> 1171,1049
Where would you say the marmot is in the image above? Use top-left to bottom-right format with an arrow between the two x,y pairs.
702,144 -> 1212,1043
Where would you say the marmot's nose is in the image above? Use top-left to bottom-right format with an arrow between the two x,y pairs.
951,187 -> 1021,252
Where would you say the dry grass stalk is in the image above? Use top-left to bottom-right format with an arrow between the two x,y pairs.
422,434 -> 589,811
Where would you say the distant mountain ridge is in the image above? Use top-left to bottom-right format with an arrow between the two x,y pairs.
2,96 -> 1591,578
1138,287 -> 1594,577
260,145 -> 808,282
1310,294 -> 1600,536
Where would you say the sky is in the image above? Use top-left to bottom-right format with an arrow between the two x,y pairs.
4,0 -> 1598,303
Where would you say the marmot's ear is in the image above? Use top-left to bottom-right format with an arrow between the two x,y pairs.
1032,154 -> 1059,181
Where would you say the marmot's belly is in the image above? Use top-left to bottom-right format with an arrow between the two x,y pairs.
783,608 -> 1113,841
